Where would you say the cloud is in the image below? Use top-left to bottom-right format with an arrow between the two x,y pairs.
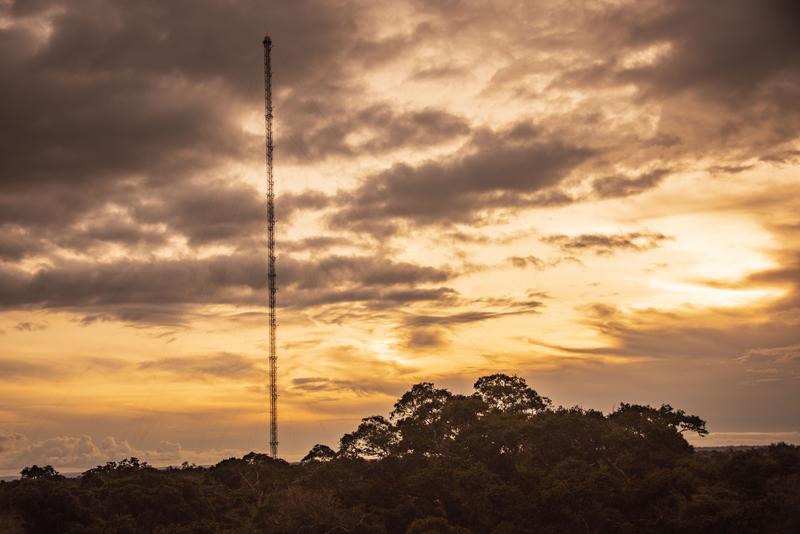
14,321 -> 47,332
0,358 -> 64,380
507,255 -> 546,269
282,236 -> 356,254
555,267 -> 800,365
591,169 -> 672,199
740,344 -> 800,364
760,149 -> 800,164
0,356 -> 130,381
289,376 -> 396,396
330,122 -> 593,234
542,232 -> 671,255
0,251 -> 456,322
0,433 -> 28,455
569,0 -> 800,156
282,104 -> 471,162
2,434 -> 103,470
0,0 -> 408,262
0,432 -> 216,473
402,293 -> 543,331
0,226 -> 47,261
610,0 -> 800,102
138,353 -> 262,382
283,254 -> 451,290
131,180 -> 264,247
147,186 -> 332,248
410,64 -> 468,81
401,327 -> 451,351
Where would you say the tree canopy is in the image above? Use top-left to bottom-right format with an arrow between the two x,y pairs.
1,374 -> 797,534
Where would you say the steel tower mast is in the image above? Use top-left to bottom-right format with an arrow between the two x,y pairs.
263,35 -> 278,458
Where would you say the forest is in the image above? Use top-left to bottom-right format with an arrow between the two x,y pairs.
1,374 -> 798,533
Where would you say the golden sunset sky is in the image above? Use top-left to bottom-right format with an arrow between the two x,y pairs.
1,0 -> 799,474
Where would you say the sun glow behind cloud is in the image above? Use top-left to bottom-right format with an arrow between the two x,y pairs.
648,280 -> 783,308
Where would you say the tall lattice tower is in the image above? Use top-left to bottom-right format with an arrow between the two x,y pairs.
263,35 -> 278,458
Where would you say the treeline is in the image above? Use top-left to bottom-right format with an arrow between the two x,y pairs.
1,374 -> 798,533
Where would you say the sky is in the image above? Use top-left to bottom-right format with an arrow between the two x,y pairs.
1,0 -> 799,475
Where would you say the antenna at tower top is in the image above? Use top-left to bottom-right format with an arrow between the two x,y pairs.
263,35 -> 278,458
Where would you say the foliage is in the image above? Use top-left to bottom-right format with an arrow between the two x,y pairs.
473,374 -> 550,414
20,465 -> 63,481
340,415 -> 400,459
1,374 -> 797,533
301,444 -> 337,463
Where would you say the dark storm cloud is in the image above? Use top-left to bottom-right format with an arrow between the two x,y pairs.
131,181 -> 263,246
3,0 -> 798,335
438,0 -> 800,170
706,164 -> 754,176
0,252 -> 454,321
130,182 -> 329,248
404,300 -> 542,328
542,232 -> 671,255
3,167 -> 327,258
609,0 -> 800,100
281,255 -> 451,290
565,0 -> 800,155
401,327 -> 451,351
391,294 -> 543,352
759,149 -> 800,164
282,104 -> 471,162
4,0 -> 371,101
0,255 -> 262,310
330,122 -> 593,234
0,61 -> 243,189
591,169 -> 672,199
284,286 -> 458,311
0,0 -> 411,259
53,216 -> 169,255
277,190 -> 333,219
282,236 -> 356,254
0,227 -> 46,261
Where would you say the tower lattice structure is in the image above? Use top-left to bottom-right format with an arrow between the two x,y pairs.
263,35 -> 278,458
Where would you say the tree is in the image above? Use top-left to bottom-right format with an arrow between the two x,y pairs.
301,444 -> 337,463
473,373 -> 551,415
20,465 -> 63,481
657,404 -> 708,436
610,403 -> 708,437
391,382 -> 452,424
2,378 -> 800,533
391,382 -> 453,455
339,416 -> 399,459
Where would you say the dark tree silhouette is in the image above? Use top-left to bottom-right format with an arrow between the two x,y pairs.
301,443 -> 337,463
339,415 -> 399,459
2,376 -> 796,534
19,465 -> 63,480
473,373 -> 551,414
